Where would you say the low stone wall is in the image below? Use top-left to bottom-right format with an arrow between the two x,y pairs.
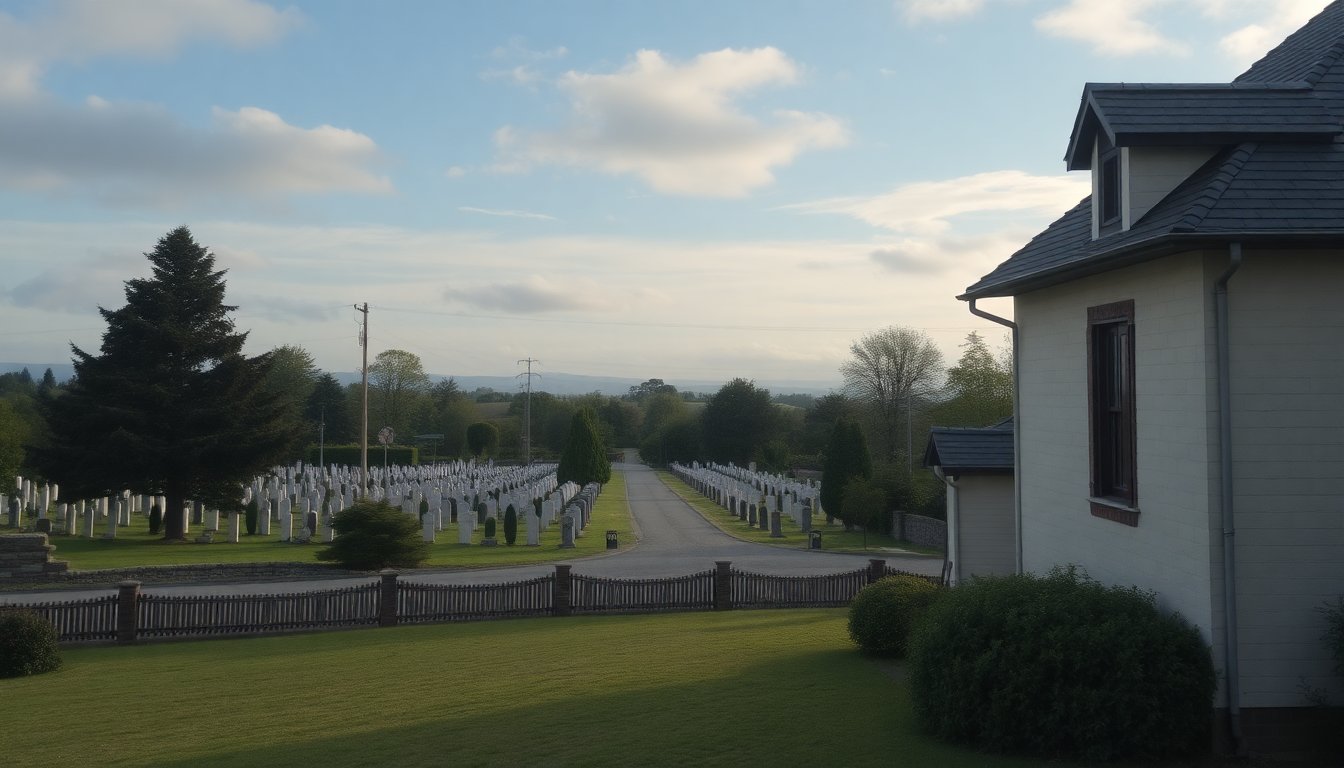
0,534 -> 69,580
892,512 -> 946,552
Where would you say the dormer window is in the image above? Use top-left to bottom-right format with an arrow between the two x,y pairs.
1099,150 -> 1121,225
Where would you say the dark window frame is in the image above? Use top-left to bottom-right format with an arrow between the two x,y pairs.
1087,300 -> 1138,525
1099,150 -> 1122,226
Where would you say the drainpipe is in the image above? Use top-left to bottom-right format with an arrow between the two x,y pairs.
968,299 -> 1023,573
1215,243 -> 1245,754
932,466 -> 959,586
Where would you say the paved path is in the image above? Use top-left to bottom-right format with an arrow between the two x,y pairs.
0,462 -> 940,604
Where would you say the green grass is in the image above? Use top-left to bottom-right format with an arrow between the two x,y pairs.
0,610 -> 1053,768
656,471 -> 941,558
4,471 -> 635,572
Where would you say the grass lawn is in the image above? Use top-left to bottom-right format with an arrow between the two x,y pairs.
1,609 -> 1054,768
4,471 -> 635,572
656,471 -> 942,559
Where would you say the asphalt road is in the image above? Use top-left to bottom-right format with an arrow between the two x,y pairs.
0,461 -> 940,604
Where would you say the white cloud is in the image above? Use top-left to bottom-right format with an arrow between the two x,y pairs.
458,206 -> 557,221
897,0 -> 988,24
445,166 -> 467,178
1215,0 -> 1331,63
0,99 -> 391,204
1035,0 -> 1188,57
491,47 -> 847,197
443,275 -> 607,313
0,0 -> 303,97
784,170 -> 1088,235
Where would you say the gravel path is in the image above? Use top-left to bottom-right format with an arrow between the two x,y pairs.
0,461 -> 940,604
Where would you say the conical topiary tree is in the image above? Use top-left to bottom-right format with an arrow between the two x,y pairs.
556,408 -> 611,487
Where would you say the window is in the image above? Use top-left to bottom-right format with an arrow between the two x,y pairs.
1088,300 -> 1137,525
1099,151 -> 1121,226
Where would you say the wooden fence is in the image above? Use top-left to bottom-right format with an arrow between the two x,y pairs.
1,559 -> 941,645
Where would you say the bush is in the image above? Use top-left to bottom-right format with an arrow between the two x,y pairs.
1322,596 -> 1344,678
0,610 -> 62,678
244,498 -> 259,536
847,575 -> 940,657
315,500 -> 429,570
484,517 -> 497,540
503,505 -> 517,546
147,503 -> 162,535
908,567 -> 1215,762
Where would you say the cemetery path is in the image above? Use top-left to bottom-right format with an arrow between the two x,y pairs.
0,462 -> 941,603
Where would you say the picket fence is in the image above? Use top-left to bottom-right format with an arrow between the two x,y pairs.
5,559 -> 941,645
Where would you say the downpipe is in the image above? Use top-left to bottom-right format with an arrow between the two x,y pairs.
1215,244 -> 1245,755
967,299 -> 1022,573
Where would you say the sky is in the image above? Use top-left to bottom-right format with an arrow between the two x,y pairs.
0,0 -> 1331,391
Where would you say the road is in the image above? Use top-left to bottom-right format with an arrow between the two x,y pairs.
0,461 -> 941,604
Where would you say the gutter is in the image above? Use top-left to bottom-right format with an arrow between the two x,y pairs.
931,466 -> 959,586
1215,243 -> 1245,754
967,299 -> 1023,574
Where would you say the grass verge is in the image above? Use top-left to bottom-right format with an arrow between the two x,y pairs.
2,471 -> 635,572
0,609 -> 1051,768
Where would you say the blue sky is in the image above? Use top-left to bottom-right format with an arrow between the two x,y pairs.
0,0 -> 1329,389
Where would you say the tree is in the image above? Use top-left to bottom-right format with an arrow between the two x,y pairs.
842,477 -> 887,546
840,326 -> 944,467
316,499 -> 429,570
32,227 -> 300,540
0,400 -> 27,486
260,345 -> 318,448
934,331 -> 1013,427
556,408 -> 611,486
465,421 -> 499,457
37,369 -> 57,396
701,378 -> 780,468
627,378 -> 677,402
306,373 -> 355,445
821,418 -> 872,528
368,349 -> 430,441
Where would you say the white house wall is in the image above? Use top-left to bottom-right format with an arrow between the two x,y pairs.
1125,147 -> 1217,228
1013,253 -> 1219,658
1224,249 -> 1344,707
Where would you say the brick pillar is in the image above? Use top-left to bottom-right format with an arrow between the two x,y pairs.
116,580 -> 140,644
713,561 -> 733,611
378,569 -> 399,627
554,564 -> 571,617
868,559 -> 887,584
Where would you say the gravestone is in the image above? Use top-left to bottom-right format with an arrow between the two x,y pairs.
421,511 -> 435,543
560,514 -> 576,548
526,512 -> 539,546
227,513 -> 240,544
770,510 -> 783,538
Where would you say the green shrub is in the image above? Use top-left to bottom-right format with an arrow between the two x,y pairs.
847,575 -> 940,657
908,567 -> 1215,762
316,500 -> 429,570
1322,596 -> 1344,678
244,499 -> 259,536
147,504 -> 162,535
0,609 -> 62,678
484,517 -> 497,540
503,505 -> 517,546
419,498 -> 429,520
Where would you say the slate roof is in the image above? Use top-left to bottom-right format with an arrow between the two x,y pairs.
923,419 -> 1014,474
963,0 -> 1344,300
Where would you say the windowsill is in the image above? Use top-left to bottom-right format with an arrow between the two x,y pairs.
1089,497 -> 1139,527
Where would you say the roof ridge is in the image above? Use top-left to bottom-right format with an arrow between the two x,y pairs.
1303,38 -> 1344,86
1170,144 -> 1257,233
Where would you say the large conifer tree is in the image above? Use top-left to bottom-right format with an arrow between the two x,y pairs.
35,227 -> 299,540
556,408 -> 611,487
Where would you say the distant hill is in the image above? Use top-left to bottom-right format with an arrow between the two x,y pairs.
1,362 -> 838,397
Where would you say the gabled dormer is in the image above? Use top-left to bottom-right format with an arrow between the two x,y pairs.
1065,83 -> 1340,239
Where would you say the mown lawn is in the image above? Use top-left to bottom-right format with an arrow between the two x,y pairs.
656,471 -> 942,558
5,471 -> 635,572
0,609 -> 1053,768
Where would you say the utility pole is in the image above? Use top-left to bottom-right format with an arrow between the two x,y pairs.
517,358 -> 540,465
355,302 -> 369,496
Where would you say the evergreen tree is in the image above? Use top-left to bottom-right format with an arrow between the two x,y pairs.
821,418 -> 873,528
701,378 -> 779,467
33,227 -> 300,540
556,408 -> 610,486
306,373 -> 355,444
37,369 -> 57,395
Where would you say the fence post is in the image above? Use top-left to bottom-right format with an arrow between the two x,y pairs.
554,564 -> 571,617
379,569 -> 399,627
867,559 -> 886,584
713,561 -> 733,611
116,580 -> 140,644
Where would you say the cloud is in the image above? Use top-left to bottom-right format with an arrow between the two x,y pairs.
1035,0 -> 1188,56
0,99 -> 391,204
870,248 -> 945,274
0,0 -> 303,97
445,166 -> 467,178
1215,0 -> 1331,63
458,206 -> 557,221
3,249 -> 143,314
897,0 -> 988,24
491,47 -> 847,197
784,170 -> 1088,235
443,275 -> 607,313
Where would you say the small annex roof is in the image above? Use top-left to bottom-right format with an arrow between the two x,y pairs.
963,0 -> 1344,301
923,418 -> 1014,475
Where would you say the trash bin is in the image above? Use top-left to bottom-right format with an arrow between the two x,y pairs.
809,530 -> 822,550
605,530 -> 619,550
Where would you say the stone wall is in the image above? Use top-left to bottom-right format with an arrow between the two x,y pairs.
893,511 -> 946,552
0,534 -> 69,580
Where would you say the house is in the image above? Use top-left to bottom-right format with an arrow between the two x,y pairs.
959,2 -> 1344,757
922,419 -> 1015,585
